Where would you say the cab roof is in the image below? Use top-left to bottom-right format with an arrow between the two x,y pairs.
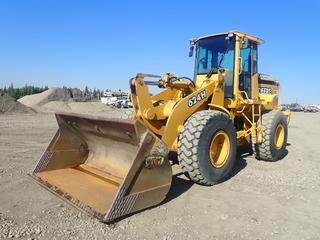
190,30 -> 263,45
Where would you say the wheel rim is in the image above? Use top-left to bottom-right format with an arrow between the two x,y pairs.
209,130 -> 230,168
274,123 -> 285,149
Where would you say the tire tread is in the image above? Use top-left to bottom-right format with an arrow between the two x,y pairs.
178,110 -> 233,185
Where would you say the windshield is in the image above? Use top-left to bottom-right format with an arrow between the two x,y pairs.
196,35 -> 235,97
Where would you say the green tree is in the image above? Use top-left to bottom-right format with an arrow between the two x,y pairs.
84,86 -> 89,95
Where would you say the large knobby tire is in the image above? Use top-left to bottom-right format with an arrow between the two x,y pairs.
253,110 -> 288,161
178,110 -> 237,186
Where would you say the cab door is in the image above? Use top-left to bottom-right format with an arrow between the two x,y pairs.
239,41 -> 252,99
239,40 -> 258,100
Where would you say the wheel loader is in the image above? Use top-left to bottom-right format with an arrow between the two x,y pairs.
32,31 -> 290,222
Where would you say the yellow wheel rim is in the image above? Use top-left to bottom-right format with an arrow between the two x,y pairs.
274,124 -> 285,149
209,131 -> 230,168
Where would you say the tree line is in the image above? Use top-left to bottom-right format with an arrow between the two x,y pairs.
0,83 -> 122,100
0,83 -> 49,100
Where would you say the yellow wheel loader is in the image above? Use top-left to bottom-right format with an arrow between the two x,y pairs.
32,31 -> 290,222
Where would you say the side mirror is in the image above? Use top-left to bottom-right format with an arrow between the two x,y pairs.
188,45 -> 194,57
241,37 -> 249,49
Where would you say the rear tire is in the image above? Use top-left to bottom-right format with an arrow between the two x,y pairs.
253,110 -> 288,161
178,110 -> 237,186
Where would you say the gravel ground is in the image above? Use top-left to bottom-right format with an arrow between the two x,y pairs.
0,111 -> 319,239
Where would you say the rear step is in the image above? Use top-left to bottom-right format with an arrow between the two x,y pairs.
32,112 -> 172,222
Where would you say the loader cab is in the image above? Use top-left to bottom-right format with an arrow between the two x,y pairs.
191,31 -> 262,101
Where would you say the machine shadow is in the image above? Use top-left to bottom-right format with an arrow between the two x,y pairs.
111,143 -> 291,224
156,150 -> 194,204
110,146 -> 253,224
229,145 -> 250,178
275,149 -> 288,161
157,146 -> 250,205
110,173 -> 193,225
276,142 -> 290,161
162,172 -> 194,204
256,143 -> 290,162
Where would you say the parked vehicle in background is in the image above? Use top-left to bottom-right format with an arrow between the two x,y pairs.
280,104 -> 289,111
289,103 -> 304,112
101,91 -> 133,108
115,99 -> 132,108
304,105 -> 319,113
101,96 -> 118,105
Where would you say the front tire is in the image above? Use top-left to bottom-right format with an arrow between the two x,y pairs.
178,110 -> 237,186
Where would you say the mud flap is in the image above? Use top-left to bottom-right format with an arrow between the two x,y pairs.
32,112 -> 172,222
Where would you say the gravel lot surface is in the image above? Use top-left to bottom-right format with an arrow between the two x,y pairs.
0,112 -> 319,239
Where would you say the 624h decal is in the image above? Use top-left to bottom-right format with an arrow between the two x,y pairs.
188,90 -> 207,107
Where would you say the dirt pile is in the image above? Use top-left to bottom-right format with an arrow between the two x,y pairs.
18,88 -> 72,108
68,88 -> 91,102
0,94 -> 34,114
17,87 -> 131,117
18,87 -> 93,109
39,101 -> 132,118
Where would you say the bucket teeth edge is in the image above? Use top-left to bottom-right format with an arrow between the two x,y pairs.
32,175 -> 105,220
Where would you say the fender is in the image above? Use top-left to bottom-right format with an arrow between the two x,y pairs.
208,104 -> 230,116
162,81 -> 215,149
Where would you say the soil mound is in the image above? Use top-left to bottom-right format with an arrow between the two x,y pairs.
39,101 -> 132,118
0,94 -> 35,114
16,87 -> 131,118
18,88 -> 71,108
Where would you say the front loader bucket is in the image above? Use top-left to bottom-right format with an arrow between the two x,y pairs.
32,112 -> 172,223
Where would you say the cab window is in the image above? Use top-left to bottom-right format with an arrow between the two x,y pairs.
196,35 -> 235,98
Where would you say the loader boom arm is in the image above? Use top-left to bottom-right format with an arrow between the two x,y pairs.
130,72 -> 226,150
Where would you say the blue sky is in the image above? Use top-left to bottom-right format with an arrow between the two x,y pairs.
0,0 -> 319,104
